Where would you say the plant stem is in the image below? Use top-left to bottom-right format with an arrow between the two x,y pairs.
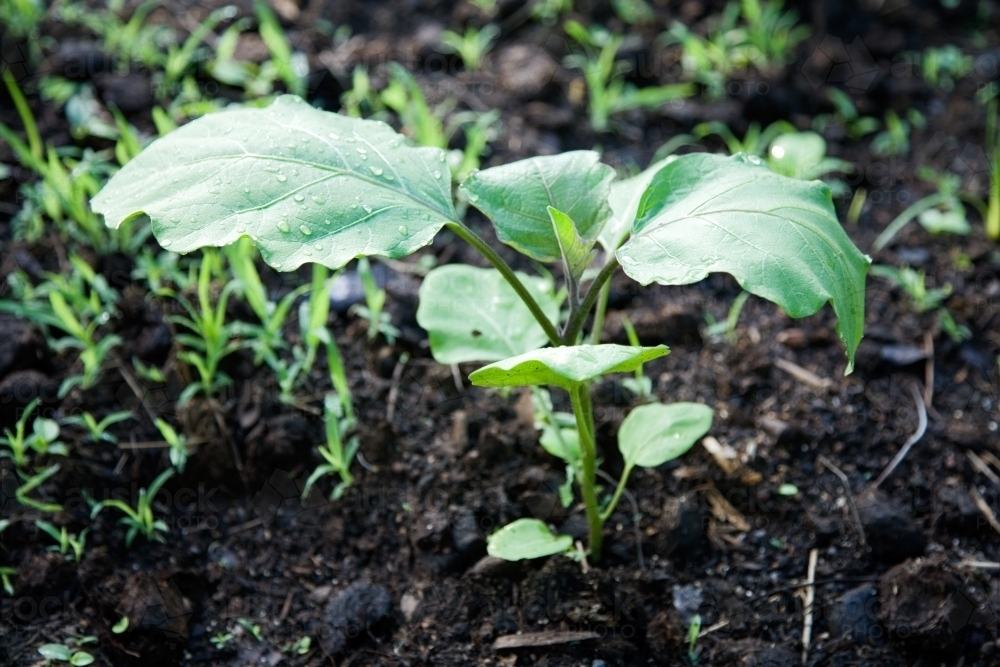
570,382 -> 603,559
446,222 -> 562,346
600,465 -> 632,522
589,280 -> 611,345
563,257 -> 619,344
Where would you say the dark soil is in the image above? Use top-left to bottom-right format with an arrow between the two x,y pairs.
2,1 -> 1000,666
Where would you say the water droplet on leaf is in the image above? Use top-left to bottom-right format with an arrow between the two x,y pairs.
277,219 -> 290,232
299,225 -> 312,235
276,174 -> 287,182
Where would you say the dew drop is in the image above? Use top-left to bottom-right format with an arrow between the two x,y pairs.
363,204 -> 373,213
276,174 -> 287,182
398,225 -> 408,236
314,244 -> 323,251
303,249 -> 313,256
369,167 -> 383,176
294,194 -> 305,202
323,219 -> 331,225
277,219 -> 290,232
312,196 -> 326,205
209,188 -> 219,194
356,147 -> 367,154
433,170 -> 441,179
350,203 -> 358,209
243,187 -> 250,193
299,225 -> 312,235
169,216 -> 179,223
468,193 -> 479,202
384,174 -> 395,181
161,240 -> 172,247
360,154 -> 368,160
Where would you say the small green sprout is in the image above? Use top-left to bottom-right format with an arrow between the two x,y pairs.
35,520 -> 88,562
237,618 -> 264,642
112,616 -> 129,634
93,94 -> 869,561
705,290 -> 750,344
439,24 -> 500,71
284,636 -> 312,655
350,258 -> 400,344
870,264 -> 951,313
91,468 -> 174,548
154,418 -> 189,473
687,613 -> 702,664
209,632 -> 235,650
63,411 -> 133,444
0,399 -> 67,468
0,566 -> 17,596
37,636 -> 97,666
620,315 -> 653,400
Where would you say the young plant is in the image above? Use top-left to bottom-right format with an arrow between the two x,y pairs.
0,399 -> 68,468
985,99 -> 1000,241
871,167 -> 973,251
93,95 -> 869,560
619,316 -> 653,400
35,520 -> 88,562
438,24 -> 500,71
0,566 -> 17,596
350,258 -> 400,344
870,109 -> 924,157
13,464 -> 63,513
91,468 -> 173,548
63,411 -> 133,445
155,418 -> 190,473
870,264 -> 951,313
565,21 -> 694,132
812,88 -> 879,140
37,638 -> 96,666
302,340 -> 359,500
705,290 -> 750,344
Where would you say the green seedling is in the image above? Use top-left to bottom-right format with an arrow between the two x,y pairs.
284,636 -> 312,655
91,468 -> 173,548
93,95 -> 869,560
112,617 -> 129,634
916,45 -> 973,91
705,290 -> 750,343
63,411 -> 133,444
14,464 -> 63,513
565,20 -> 694,132
350,258 -> 400,344
35,520 -> 88,562
687,613 -> 702,664
439,24 -> 500,70
870,264 -> 951,313
302,342 -> 360,500
531,0 -> 572,24
154,419 -> 189,473
620,316 -> 653,400
210,632 -> 235,650
162,249 -> 245,405
0,399 -> 67,468
871,168 -> 973,252
237,618 -> 264,642
0,566 -> 17,596
663,0 -> 808,99
813,88 -> 879,140
871,109 -> 924,157
37,640 -> 95,666
985,99 -> 1000,241
693,119 -> 795,157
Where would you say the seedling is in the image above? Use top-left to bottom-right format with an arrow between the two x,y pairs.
619,316 -> 653,400
37,641 -> 95,666
916,45 -> 973,91
93,95 -> 869,560
813,88 -> 879,140
871,167 -> 972,252
0,566 -> 17,596
35,520 -> 88,562
210,632 -> 235,650
350,258 -> 400,344
870,264 -> 951,313
91,468 -> 173,547
0,399 -> 67,468
284,636 -> 312,655
439,24 -> 500,71
705,290 -> 750,344
870,109 -> 924,157
237,618 -> 264,642
565,21 -> 693,132
63,411 -> 133,444
302,340 -> 359,500
687,613 -> 702,664
14,464 -> 63,513
985,99 -> 1000,241
154,419 -> 190,473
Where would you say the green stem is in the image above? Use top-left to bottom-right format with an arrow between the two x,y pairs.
563,257 -> 619,345
446,222 -> 562,346
589,279 -> 611,345
600,464 -> 633,523
570,382 -> 603,559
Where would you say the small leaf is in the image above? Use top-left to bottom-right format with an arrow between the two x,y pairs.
617,402 -> 713,469
469,344 -> 669,389
548,207 -> 597,282
539,425 -> 580,462
416,265 -> 560,364
486,518 -> 573,561
34,418 -> 60,443
112,616 -> 129,633
618,153 -> 869,373
461,151 -> 614,262
38,644 -> 73,661
93,95 -> 458,272
71,652 -> 96,666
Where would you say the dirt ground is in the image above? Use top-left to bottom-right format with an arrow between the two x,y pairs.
2,1 -> 1000,665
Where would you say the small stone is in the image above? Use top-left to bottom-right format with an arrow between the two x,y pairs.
400,593 -> 420,622
857,491 -> 926,563
320,582 -> 392,655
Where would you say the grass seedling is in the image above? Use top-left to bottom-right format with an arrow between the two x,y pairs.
237,619 -> 264,642
439,24 -> 500,70
705,290 -> 750,343
870,109 -> 924,157
91,468 -> 173,547
162,249 -> 244,405
350,258 -> 400,344
687,613 -> 702,664
871,168 -> 972,252
565,20 -> 694,132
303,338 -> 359,500
0,566 -> 17,596
870,264 -> 951,313
210,632 -> 235,650
154,419 -> 189,473
283,636 -> 312,655
812,88 -> 879,140
14,464 -> 63,513
94,94 -> 869,561
620,316 -> 653,400
985,99 -> 1000,241
0,399 -> 68,468
35,520 -> 88,562
63,411 -> 133,444
37,638 -> 96,666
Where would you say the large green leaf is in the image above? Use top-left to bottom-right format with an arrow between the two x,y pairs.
469,344 -> 669,389
460,151 -> 615,262
617,402 -> 712,469
486,518 -> 573,560
617,153 -> 870,373
416,265 -> 560,364
93,95 -> 458,271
